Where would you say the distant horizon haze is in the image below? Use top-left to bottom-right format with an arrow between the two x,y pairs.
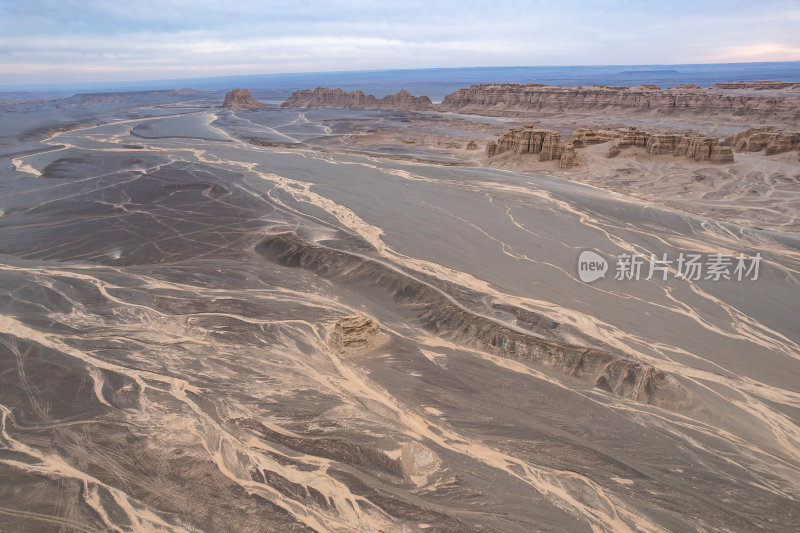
2,62 -> 799,101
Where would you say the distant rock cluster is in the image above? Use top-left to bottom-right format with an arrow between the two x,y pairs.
282,88 -> 433,110
439,83 -> 800,120
707,80 -> 800,90
274,82 -> 800,169
574,128 -> 734,162
222,88 -> 266,110
281,82 -> 800,121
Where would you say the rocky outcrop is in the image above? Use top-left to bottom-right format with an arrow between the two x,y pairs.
487,125 -> 734,165
281,82 -> 800,120
615,128 -> 734,162
510,125 -> 736,163
281,87 -> 433,110
466,140 -> 479,150
729,127 -> 800,154
486,126 -> 581,168
438,83 -> 800,120
642,132 -> 734,162
569,128 -> 622,147
710,144 -> 736,162
222,88 -> 267,110
330,316 -> 385,355
378,89 -> 434,110
560,143 -> 578,169
487,126 -> 555,157
616,129 -> 735,162
283,88 -> 378,108
709,81 -> 800,90
401,441 -> 440,485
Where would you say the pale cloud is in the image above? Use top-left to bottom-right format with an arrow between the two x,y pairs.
704,44 -> 800,62
0,0 -> 798,85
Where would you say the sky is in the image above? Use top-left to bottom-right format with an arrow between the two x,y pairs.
1,0 -> 799,85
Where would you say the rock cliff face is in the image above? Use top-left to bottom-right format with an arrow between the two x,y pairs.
607,129 -> 733,162
730,127 -> 800,154
281,88 -> 433,110
584,127 -> 734,163
281,82 -> 800,120
644,133 -> 734,162
488,126 -> 734,164
439,83 -> 800,120
377,89 -> 434,110
486,126 -> 579,168
708,81 -> 800,90
559,143 -> 578,169
222,88 -> 267,110
283,88 -> 378,108
569,128 -> 621,147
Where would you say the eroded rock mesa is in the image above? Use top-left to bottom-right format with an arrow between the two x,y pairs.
486,126 -> 580,168
439,83 -> 800,120
488,125 -> 734,164
222,88 -> 267,110
282,88 -> 433,110
730,127 -> 800,154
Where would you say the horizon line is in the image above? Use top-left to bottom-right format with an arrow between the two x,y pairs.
3,59 -> 799,93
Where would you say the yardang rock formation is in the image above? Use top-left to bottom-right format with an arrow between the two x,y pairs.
487,125 -> 735,165
222,88 -> 267,110
282,88 -> 433,110
282,82 -> 800,122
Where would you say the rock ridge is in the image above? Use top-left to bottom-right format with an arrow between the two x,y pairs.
439,83 -> 799,119
281,87 -> 433,110
729,127 -> 800,155
281,82 -> 800,121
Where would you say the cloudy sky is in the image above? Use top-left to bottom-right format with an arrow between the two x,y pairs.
1,0 -> 799,85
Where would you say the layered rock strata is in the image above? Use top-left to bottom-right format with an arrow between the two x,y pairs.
708,81 -> 800,90
439,83 -> 800,119
488,125 -> 734,164
730,127 -> 800,154
330,316 -> 384,355
283,82 -> 800,120
486,126 -> 580,168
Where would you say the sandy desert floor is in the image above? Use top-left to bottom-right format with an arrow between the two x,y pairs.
0,97 -> 798,531
292,108 -> 800,236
